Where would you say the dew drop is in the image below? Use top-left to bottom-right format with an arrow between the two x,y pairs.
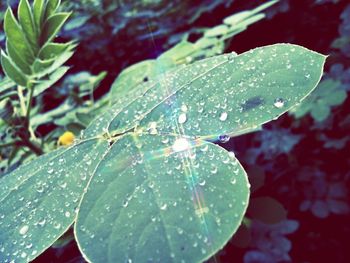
231,177 -> 237,185
178,113 -> 187,124
172,138 -> 190,152
273,98 -> 285,108
47,167 -> 54,174
21,252 -> 27,258
181,104 -> 188,112
122,200 -> 129,208
160,203 -> 167,210
218,135 -> 230,143
65,211 -> 71,218
19,225 -> 29,235
219,112 -> 228,121
199,180 -> 206,186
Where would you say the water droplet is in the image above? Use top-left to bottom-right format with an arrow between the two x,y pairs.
172,138 -> 190,152
219,112 -> 228,121
181,104 -> 188,112
273,98 -> 285,108
21,252 -> 27,258
47,167 -> 54,174
231,177 -> 237,185
228,51 -> 237,62
19,225 -> 29,235
65,211 -> 71,217
199,180 -> 206,186
210,166 -> 218,174
218,135 -> 230,143
178,113 -> 187,124
160,203 -> 167,210
37,218 -> 46,226
148,181 -> 155,189
228,151 -> 235,158
122,200 -> 129,208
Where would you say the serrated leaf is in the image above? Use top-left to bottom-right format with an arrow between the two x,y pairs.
75,134 -> 249,263
40,12 -> 71,45
1,50 -> 28,87
18,0 -> 38,52
0,139 -> 109,262
4,8 -> 35,65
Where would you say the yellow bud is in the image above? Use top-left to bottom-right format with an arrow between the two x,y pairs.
58,131 -> 75,146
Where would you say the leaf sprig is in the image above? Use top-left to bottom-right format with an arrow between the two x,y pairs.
1,0 -> 76,89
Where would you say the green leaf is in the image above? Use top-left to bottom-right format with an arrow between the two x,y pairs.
44,0 -> 61,20
40,12 -> 71,45
2,0 -> 74,88
1,50 -> 28,87
96,44 -> 325,139
38,41 -> 76,60
0,139 -> 109,262
75,134 -> 249,263
33,0 -> 45,29
110,59 -> 157,101
33,66 -> 70,96
18,0 -> 38,52
0,44 -> 326,262
4,8 -> 35,65
204,24 -> 229,38
6,40 -> 32,75
138,44 -> 325,138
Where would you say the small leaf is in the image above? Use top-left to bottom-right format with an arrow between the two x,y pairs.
38,41 -> 75,60
40,12 -> 71,45
6,40 -> 32,75
44,0 -> 61,20
33,0 -> 45,29
33,66 -> 70,96
1,50 -> 28,87
4,8 -> 35,65
18,0 -> 38,52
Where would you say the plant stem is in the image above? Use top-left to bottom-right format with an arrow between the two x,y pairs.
17,86 -> 27,116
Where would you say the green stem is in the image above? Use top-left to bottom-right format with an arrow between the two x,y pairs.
17,86 -> 27,116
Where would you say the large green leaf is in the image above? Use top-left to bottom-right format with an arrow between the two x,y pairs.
138,44 -> 326,138
0,44 -> 326,263
98,44 -> 325,139
0,139 -> 109,262
75,134 -> 249,263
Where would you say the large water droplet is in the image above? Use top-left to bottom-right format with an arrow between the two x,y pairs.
273,98 -> 285,108
178,113 -> 187,124
219,112 -> 228,121
19,225 -> 29,235
160,203 -> 167,210
172,138 -> 190,152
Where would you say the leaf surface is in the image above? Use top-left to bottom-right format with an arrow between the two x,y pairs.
0,139 -> 109,262
75,134 -> 249,263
